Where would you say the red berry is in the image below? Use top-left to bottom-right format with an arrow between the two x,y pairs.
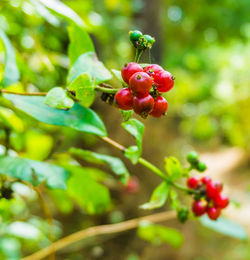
129,72 -> 153,96
187,176 -> 200,189
121,63 -> 143,84
149,96 -> 168,117
144,64 -> 163,77
192,200 -> 207,216
154,70 -> 175,92
115,88 -> 133,110
201,176 -> 211,185
214,193 -> 229,209
133,94 -> 154,118
124,176 -> 139,193
206,180 -> 223,199
207,207 -> 221,220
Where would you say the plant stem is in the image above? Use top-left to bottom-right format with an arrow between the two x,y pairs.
138,158 -> 166,180
22,210 -> 175,260
94,85 -> 118,94
135,49 -> 143,63
4,128 -> 10,156
0,89 -> 47,96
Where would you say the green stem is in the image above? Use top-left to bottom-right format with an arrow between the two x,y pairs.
135,49 -> 143,63
4,128 -> 10,156
94,86 -> 118,94
171,182 -> 196,194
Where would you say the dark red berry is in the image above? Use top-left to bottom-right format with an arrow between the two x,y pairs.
187,176 -> 200,189
121,63 -> 143,84
129,72 -> 153,96
206,180 -> 223,199
192,200 -> 207,216
133,94 -> 154,118
154,70 -> 175,92
201,176 -> 211,185
207,207 -> 221,220
144,64 -> 163,77
124,176 -> 139,193
214,193 -> 229,209
115,88 -> 133,110
150,96 -> 168,117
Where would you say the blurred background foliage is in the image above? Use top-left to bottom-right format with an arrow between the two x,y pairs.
0,0 -> 249,259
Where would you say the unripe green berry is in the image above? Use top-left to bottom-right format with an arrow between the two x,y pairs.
186,151 -> 199,164
177,206 -> 189,223
129,30 -> 143,43
196,162 -> 207,172
144,34 -> 155,45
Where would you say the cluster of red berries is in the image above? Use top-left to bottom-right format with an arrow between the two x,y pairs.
114,62 -> 175,118
187,176 -> 229,220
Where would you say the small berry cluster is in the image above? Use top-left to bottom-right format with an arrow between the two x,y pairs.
187,176 -> 229,220
186,151 -> 207,172
115,62 -> 175,118
129,30 -> 155,50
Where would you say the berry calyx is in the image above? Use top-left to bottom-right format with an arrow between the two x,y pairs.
207,207 -> 221,220
129,72 -> 153,96
114,88 -> 133,110
144,34 -> 155,45
154,70 -> 175,92
187,176 -> 200,189
121,63 -> 143,84
186,151 -> 199,164
213,193 -> 229,209
133,94 -> 154,118
129,30 -> 143,43
144,64 -> 163,77
192,200 -> 207,216
201,176 -> 211,185
150,96 -> 168,117
206,180 -> 223,199
196,161 -> 207,172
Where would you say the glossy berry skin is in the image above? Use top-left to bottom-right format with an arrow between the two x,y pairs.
115,88 -> 133,110
207,207 -> 221,220
133,94 -> 154,117
206,181 -> 223,199
144,64 -> 163,77
201,176 -> 211,185
192,200 -> 207,216
150,96 -> 168,117
144,34 -> 155,45
154,70 -> 175,92
187,176 -> 200,189
121,63 -> 143,84
129,30 -> 143,43
196,161 -> 207,172
214,193 -> 229,209
186,151 -> 199,164
129,72 -> 153,96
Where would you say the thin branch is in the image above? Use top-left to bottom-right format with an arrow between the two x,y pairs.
22,210 -> 175,260
0,89 -> 47,96
4,128 -> 10,156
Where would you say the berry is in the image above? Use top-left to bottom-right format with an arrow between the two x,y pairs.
192,200 -> 207,216
201,176 -> 211,185
186,151 -> 199,164
129,30 -> 143,43
121,63 -> 143,84
133,94 -> 154,118
187,176 -> 200,189
115,88 -> 133,110
207,207 -> 221,220
144,34 -> 155,45
124,176 -> 139,193
154,70 -> 175,92
129,72 -> 153,96
206,181 -> 223,199
196,162 -> 207,172
177,206 -> 189,223
144,64 -> 163,77
214,193 -> 229,209
150,96 -> 168,117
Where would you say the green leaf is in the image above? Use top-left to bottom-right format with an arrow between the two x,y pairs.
39,0 -> 85,28
200,215 -> 248,241
66,165 -> 111,214
120,110 -> 133,122
111,69 -> 124,83
122,119 -> 144,164
140,182 -> 170,210
164,157 -> 183,181
4,94 -> 107,137
0,29 -> 20,87
67,73 -> 95,107
44,87 -> 74,110
70,148 -> 130,184
0,156 -> 69,189
68,24 -> 95,65
67,51 -> 112,84
137,222 -> 183,248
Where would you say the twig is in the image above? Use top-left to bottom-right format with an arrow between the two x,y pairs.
21,211 -> 175,260
0,89 -> 47,96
